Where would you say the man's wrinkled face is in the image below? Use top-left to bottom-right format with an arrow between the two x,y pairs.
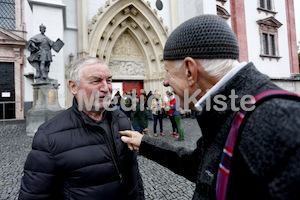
163,60 -> 189,107
74,62 -> 113,112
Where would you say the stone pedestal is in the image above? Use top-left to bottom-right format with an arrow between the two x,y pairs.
26,81 -> 64,137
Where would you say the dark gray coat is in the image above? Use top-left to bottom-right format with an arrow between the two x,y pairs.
140,63 -> 300,200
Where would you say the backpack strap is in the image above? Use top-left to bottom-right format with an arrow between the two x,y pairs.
216,90 -> 300,200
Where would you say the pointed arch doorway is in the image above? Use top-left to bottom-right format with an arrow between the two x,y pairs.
73,0 -> 170,106
109,29 -> 146,97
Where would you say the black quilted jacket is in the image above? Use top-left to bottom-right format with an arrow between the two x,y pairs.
19,99 -> 144,200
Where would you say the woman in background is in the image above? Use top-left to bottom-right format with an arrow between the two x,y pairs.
132,94 -> 151,137
166,92 -> 184,141
151,91 -> 165,137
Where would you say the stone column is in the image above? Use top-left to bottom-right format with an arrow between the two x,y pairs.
26,81 -> 64,136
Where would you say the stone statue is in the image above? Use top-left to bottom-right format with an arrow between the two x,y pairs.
26,24 -> 64,82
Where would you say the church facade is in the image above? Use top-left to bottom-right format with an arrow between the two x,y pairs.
0,0 -> 298,119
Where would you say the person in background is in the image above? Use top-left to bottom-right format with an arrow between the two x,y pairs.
166,91 -> 184,141
124,91 -> 133,120
132,94 -> 151,137
191,109 -> 196,119
146,91 -> 153,120
166,91 -> 178,136
119,15 -> 300,199
19,57 -> 144,200
113,91 -> 122,110
151,91 -> 165,137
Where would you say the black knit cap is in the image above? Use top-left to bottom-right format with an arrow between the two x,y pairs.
163,14 -> 239,60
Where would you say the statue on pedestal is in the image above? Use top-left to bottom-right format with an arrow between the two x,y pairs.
25,24 -> 65,136
26,24 -> 64,82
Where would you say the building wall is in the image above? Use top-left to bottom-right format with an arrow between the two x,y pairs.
0,0 -> 27,119
23,1 -> 34,103
244,0 -> 291,77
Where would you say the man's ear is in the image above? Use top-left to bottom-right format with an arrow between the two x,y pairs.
68,80 -> 78,95
184,57 -> 198,86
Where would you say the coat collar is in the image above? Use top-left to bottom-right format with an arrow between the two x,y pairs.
196,62 -> 271,145
71,97 -> 121,127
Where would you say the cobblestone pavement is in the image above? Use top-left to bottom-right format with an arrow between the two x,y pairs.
0,116 -> 202,200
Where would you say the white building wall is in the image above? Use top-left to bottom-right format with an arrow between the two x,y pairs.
24,1 -> 34,102
177,0 -> 216,27
63,0 -> 78,63
244,0 -> 290,78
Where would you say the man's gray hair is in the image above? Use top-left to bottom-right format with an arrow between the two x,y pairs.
174,59 -> 239,78
69,57 -> 105,85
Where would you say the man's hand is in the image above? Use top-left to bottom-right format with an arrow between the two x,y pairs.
120,130 -> 143,153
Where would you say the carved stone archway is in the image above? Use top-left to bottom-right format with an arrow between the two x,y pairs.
87,0 -> 169,96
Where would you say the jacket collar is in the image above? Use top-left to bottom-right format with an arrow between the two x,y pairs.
195,62 -> 247,109
196,62 -> 271,146
71,97 -> 119,127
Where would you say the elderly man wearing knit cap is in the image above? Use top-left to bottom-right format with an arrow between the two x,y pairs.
120,14 -> 300,200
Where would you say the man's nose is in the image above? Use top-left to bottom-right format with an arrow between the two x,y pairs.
100,81 -> 110,92
163,76 -> 169,87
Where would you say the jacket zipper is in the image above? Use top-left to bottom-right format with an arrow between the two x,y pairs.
102,131 -> 123,182
110,114 -> 123,184
100,114 -> 124,184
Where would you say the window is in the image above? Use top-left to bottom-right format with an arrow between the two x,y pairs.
262,33 -> 269,55
262,33 -> 276,56
257,0 -> 277,15
260,0 -> 265,8
270,34 -> 275,55
259,0 -> 272,10
0,0 -> 15,30
257,17 -> 282,60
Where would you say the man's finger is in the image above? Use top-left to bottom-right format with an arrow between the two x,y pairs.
121,136 -> 134,151
121,136 -> 131,143
120,130 -> 135,137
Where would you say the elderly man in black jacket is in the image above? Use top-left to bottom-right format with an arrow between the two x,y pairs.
120,15 -> 300,200
19,57 -> 144,200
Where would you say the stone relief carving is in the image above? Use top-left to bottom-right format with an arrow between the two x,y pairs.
143,22 -> 150,29
152,37 -> 159,45
111,31 -> 143,59
123,7 -> 130,15
88,0 -> 169,37
120,21 -> 126,28
131,8 -> 138,15
109,60 -> 146,77
142,38 -> 148,44
110,18 -> 116,25
131,22 -> 138,29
